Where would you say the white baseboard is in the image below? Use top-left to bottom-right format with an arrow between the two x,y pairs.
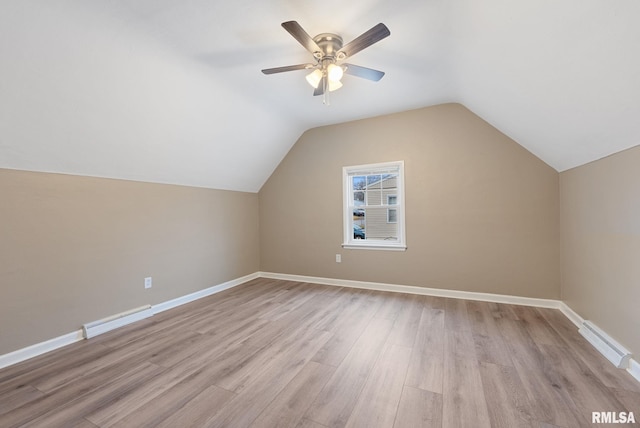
559,302 -> 584,328
258,272 -> 562,309
628,358 -> 640,383
0,272 -> 259,371
0,330 -> 84,370
152,272 -> 259,314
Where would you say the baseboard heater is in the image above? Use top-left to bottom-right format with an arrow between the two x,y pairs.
82,304 -> 153,339
579,320 -> 631,368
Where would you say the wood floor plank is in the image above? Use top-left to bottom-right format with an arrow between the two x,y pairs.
84,342 -> 258,427
610,387 -> 640,415
0,384 -> 44,417
153,383 -> 236,428
305,317 -> 394,427
22,366 -> 162,428
110,368 -> 235,428
442,298 -> 491,427
315,289 -> 379,333
478,361 -> 535,428
494,317 -> 586,427
444,329 -> 476,361
263,287 -> 350,340
33,329 -> 201,393
386,294 -> 425,348
311,290 -> 384,367
394,386 -> 442,428
442,356 -> 492,428
147,329 -> 222,368
444,298 -> 471,332
4,362 -> 164,428
0,343 -> 111,396
345,344 -> 412,428
296,418 -> 329,428
423,295 -> 446,310
250,361 -> 334,428
511,305 -> 567,348
257,282 -> 325,321
203,329 -> 333,427
466,300 -> 514,366
405,308 -> 445,393
373,291 -> 407,320
76,319 -> 156,350
212,320 -> 332,394
0,340 -> 107,386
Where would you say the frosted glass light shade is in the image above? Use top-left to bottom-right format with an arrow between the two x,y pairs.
327,64 -> 344,82
305,69 -> 323,88
328,80 -> 343,92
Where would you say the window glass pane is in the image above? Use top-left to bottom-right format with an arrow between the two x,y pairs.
367,189 -> 382,206
388,209 -> 397,223
353,191 -> 365,206
387,195 -> 397,205
367,175 -> 382,188
353,207 -> 365,237
363,206 -> 398,241
381,174 -> 398,189
353,176 -> 366,190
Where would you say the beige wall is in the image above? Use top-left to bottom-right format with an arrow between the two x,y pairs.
560,145 -> 640,357
259,104 -> 560,299
0,169 -> 259,355
5,103 -> 637,363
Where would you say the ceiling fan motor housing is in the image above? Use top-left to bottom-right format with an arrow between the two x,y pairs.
313,33 -> 343,60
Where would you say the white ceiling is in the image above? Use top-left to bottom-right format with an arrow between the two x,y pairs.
1,0 -> 639,192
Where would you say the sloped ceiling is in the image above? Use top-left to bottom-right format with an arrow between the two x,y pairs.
1,1 -> 639,192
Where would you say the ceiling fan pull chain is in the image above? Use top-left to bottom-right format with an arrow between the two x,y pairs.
323,77 -> 330,105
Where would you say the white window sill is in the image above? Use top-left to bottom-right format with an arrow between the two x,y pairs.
342,243 -> 407,251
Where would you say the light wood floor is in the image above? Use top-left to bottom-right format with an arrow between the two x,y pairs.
1,278 -> 639,428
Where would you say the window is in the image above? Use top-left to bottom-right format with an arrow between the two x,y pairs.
343,161 -> 406,250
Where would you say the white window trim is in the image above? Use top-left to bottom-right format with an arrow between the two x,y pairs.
342,161 -> 407,251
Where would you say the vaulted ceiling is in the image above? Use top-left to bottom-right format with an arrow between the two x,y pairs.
2,1 -> 639,192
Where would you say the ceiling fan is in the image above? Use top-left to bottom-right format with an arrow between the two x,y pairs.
262,21 -> 390,103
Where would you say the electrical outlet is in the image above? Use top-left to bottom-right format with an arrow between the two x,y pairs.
336,254 -> 342,263
144,277 -> 152,289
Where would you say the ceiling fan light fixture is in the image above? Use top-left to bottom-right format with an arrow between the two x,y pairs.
305,69 -> 323,89
327,63 -> 344,82
328,80 -> 343,92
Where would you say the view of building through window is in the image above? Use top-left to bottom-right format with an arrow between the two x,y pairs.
352,173 -> 398,240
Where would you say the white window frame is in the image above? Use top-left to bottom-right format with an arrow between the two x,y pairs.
342,161 -> 407,251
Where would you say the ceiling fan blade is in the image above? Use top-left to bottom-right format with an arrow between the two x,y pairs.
337,23 -> 390,59
313,76 -> 326,96
281,21 -> 322,56
262,64 -> 314,75
343,64 -> 385,81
